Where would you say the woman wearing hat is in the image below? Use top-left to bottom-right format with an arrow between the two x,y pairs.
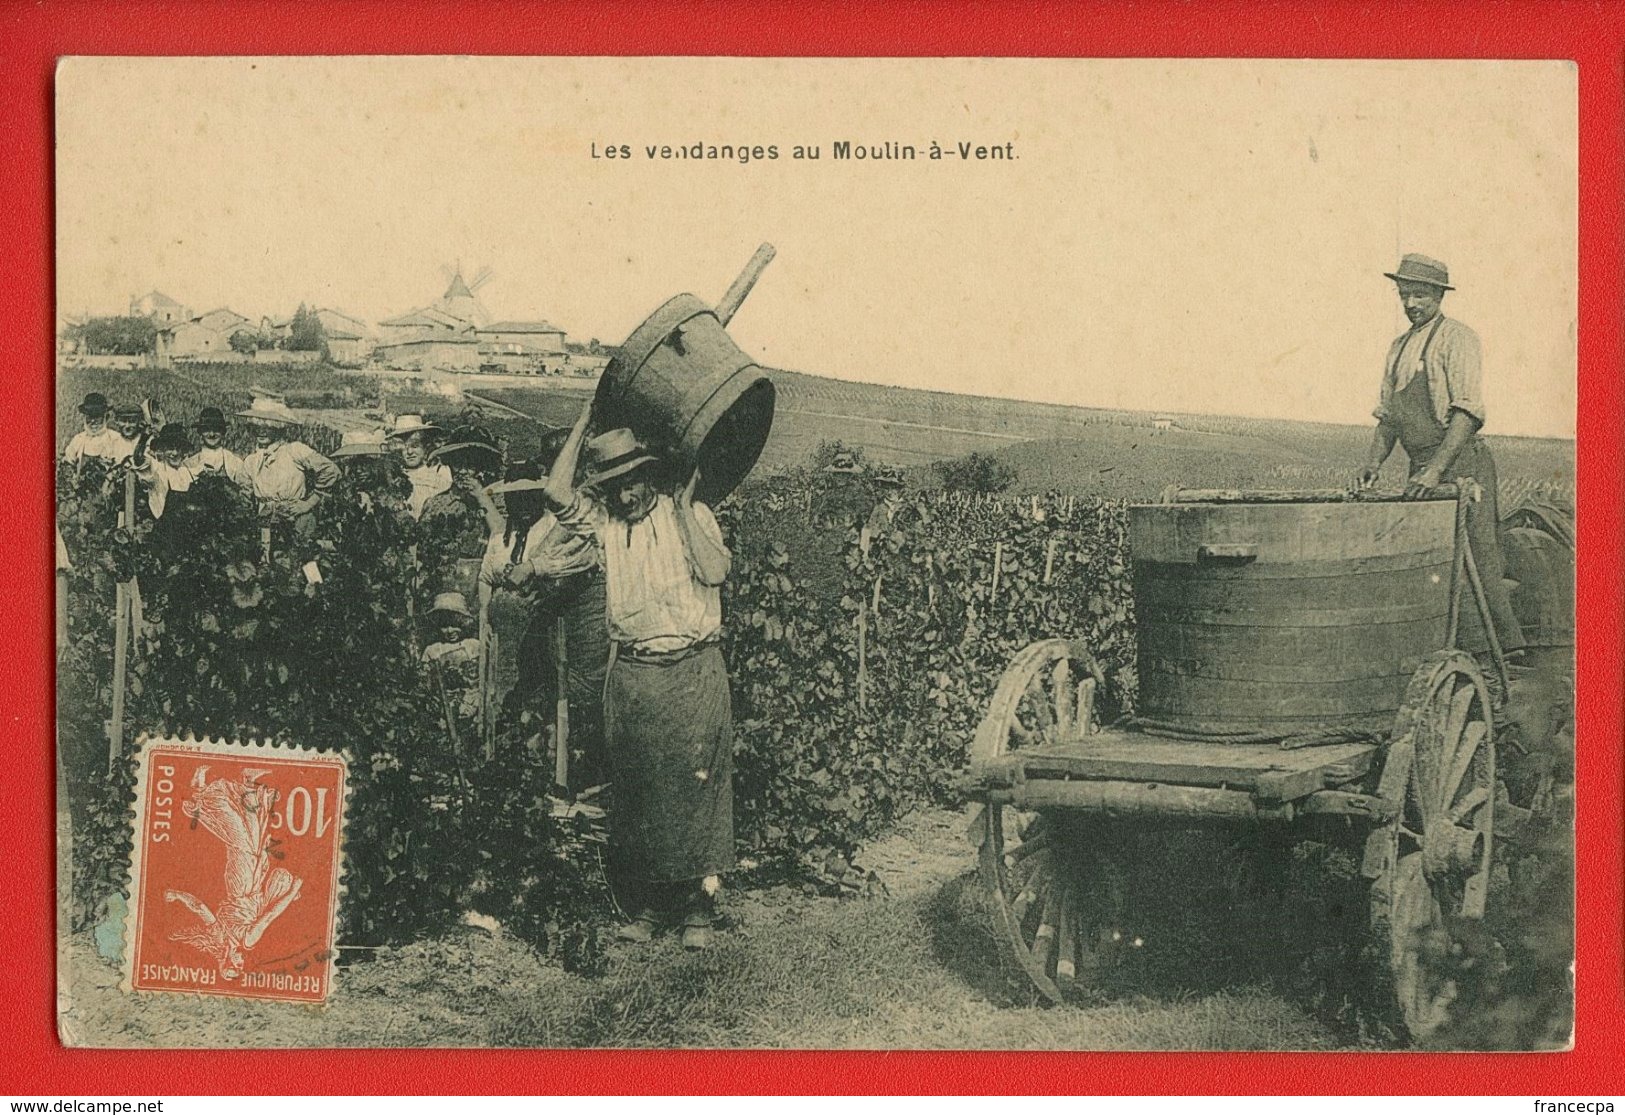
385,413 -> 452,521
183,407 -> 247,485
63,392 -> 134,467
1357,253 -> 1526,673
541,401 -> 734,950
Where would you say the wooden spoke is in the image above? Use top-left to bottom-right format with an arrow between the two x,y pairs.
1032,885 -> 1062,971
1444,722 -> 1489,814
1051,659 -> 1073,738
1056,885 -> 1079,989
1435,681 -> 1478,813
1369,649 -> 1497,1041
1004,831 -> 1052,865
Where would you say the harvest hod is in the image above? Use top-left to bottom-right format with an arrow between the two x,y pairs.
962,483 -> 1569,1041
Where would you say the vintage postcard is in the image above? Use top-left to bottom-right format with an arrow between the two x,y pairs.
54,56 -> 1576,1051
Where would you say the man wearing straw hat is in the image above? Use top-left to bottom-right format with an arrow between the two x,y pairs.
540,401 -> 734,950
1355,252 -> 1526,668
62,392 -> 133,466
236,395 -> 340,535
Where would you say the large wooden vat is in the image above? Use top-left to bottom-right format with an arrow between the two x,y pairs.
1128,496 -> 1456,733
595,293 -> 775,505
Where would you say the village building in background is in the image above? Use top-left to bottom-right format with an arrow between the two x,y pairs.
59,265 -> 602,378
129,290 -> 192,326
375,267 -> 573,375
263,307 -> 377,367
158,307 -> 256,362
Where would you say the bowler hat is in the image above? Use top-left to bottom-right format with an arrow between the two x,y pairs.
195,406 -> 228,433
1384,253 -> 1455,291
582,428 -> 659,489
149,423 -> 193,455
78,392 -> 109,416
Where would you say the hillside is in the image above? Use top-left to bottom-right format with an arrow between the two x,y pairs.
475,367 -> 1574,501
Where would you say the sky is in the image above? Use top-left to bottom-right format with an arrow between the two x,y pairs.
56,57 -> 1577,438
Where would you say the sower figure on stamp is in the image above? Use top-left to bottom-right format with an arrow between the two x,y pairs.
1355,253 -> 1526,695
542,400 -> 735,950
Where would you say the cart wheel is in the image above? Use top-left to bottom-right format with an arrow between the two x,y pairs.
1365,649 -> 1496,1040
970,639 -> 1110,1002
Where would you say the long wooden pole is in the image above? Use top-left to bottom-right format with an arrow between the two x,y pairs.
715,244 -> 777,327
553,616 -> 570,790
1462,539 -> 1512,697
108,471 -> 137,772
55,570 -> 68,648
1446,485 -> 1470,648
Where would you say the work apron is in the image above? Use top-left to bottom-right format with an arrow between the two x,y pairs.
1385,330 -> 1526,656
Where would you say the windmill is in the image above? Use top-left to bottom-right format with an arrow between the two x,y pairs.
436,261 -> 494,327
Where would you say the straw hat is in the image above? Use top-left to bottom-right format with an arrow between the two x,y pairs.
330,429 -> 389,458
1384,253 -> 1455,291
427,591 -> 474,620
384,413 -> 442,441
582,428 -> 659,489
237,395 -> 299,426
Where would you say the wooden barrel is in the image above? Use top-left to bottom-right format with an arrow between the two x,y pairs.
1128,497 -> 1456,733
595,293 -> 775,504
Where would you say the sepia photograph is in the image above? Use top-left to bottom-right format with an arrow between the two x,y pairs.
53,56 -> 1577,1052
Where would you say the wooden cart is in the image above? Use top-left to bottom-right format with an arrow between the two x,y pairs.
964,486 -> 1512,1039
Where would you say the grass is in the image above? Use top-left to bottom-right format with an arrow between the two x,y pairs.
488,867 -> 1348,1050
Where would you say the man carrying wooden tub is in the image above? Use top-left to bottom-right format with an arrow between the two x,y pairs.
1355,252 -> 1526,684
538,399 -> 734,951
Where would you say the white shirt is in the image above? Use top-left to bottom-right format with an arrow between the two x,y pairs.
63,427 -> 133,466
554,493 -> 726,654
185,445 -> 247,485
405,463 -> 453,520
133,457 -> 194,519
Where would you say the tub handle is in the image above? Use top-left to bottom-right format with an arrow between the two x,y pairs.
1196,543 -> 1258,565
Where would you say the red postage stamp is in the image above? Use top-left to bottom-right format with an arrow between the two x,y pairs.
121,736 -> 348,1004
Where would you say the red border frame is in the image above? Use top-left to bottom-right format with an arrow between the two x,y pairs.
5,1 -> 1620,1095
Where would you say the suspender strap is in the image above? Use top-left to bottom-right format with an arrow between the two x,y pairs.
1388,313 -> 1446,384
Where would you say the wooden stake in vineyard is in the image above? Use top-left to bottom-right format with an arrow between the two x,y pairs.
856,598 -> 869,710
553,615 -> 571,790
108,470 -> 137,772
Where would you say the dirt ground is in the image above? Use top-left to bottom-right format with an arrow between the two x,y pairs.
59,806 -> 1353,1051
